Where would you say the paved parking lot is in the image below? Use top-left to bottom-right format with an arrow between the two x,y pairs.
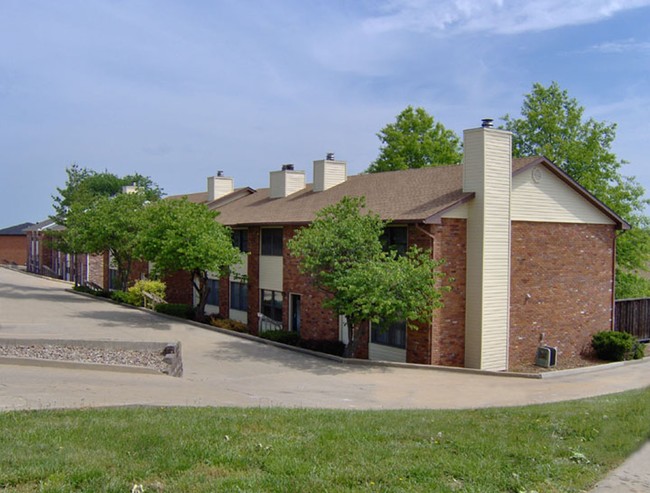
2,266 -> 650,411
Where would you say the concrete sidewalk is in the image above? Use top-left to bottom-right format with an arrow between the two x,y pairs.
1,267 -> 649,491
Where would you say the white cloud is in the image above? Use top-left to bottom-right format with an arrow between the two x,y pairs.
363,0 -> 650,35
588,39 -> 650,53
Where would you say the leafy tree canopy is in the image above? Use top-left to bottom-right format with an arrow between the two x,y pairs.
138,198 -> 241,320
367,106 -> 462,173
502,82 -> 650,298
52,164 -> 162,223
288,196 -> 447,357
65,191 -> 150,291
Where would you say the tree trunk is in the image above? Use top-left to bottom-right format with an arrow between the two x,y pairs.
192,270 -> 209,322
344,322 -> 362,358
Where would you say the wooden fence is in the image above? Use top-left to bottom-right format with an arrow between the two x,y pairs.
615,298 -> 650,341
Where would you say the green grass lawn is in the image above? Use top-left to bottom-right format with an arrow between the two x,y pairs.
2,388 -> 650,492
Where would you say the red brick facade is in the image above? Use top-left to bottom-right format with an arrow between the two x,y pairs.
0,235 -> 28,265
431,219 -> 467,367
163,218 -> 618,371
283,226 -> 339,342
509,222 -> 616,369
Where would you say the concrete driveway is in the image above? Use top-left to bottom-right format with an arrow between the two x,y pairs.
1,267 -> 650,412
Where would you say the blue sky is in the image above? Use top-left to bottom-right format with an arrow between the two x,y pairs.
1,0 -> 650,226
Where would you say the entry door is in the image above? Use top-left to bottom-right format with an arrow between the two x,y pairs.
290,294 -> 301,334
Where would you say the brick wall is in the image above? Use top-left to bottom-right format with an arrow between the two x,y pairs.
283,225 -> 339,342
432,219 -> 467,367
164,270 -> 193,305
247,226 -> 261,335
405,224 -> 434,364
0,235 -> 28,265
509,222 -> 616,369
404,220 -> 467,367
87,253 -> 105,287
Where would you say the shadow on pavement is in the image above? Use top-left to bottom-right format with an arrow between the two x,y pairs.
208,338 -> 389,376
0,285 -> 87,304
73,310 -> 174,331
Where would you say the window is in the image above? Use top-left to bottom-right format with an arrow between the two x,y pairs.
371,320 -> 406,349
232,229 -> 248,253
381,226 -> 408,256
230,281 -> 248,311
206,278 -> 220,306
261,228 -> 283,256
261,289 -> 283,322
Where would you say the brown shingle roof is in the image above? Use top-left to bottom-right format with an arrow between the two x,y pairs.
196,156 -> 627,230
214,163 -> 474,226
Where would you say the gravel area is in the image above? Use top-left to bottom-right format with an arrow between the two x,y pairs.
0,343 -> 168,372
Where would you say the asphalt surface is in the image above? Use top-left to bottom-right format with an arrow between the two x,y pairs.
1,266 -> 649,491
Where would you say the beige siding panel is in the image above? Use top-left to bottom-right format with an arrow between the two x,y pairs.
203,304 -> 220,316
313,160 -> 347,192
441,202 -> 469,219
369,343 -> 407,363
512,166 -> 615,224
259,256 -> 283,291
229,309 -> 248,324
230,254 -> 248,279
270,170 -> 306,198
463,127 -> 511,371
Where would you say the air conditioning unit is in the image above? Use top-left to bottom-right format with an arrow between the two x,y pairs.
535,345 -> 557,368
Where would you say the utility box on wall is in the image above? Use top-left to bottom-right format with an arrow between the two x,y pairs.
535,346 -> 558,368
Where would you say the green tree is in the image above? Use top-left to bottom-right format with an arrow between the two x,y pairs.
502,82 -> 650,298
138,198 -> 241,321
50,166 -> 163,286
52,164 -> 162,223
288,196 -> 447,357
367,106 -> 462,173
65,191 -> 150,291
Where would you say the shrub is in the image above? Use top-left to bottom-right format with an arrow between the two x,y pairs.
127,279 -> 167,307
73,285 -> 111,298
259,330 -> 300,346
209,317 -> 249,333
155,303 -> 195,319
633,342 -> 646,360
592,331 -> 641,361
110,290 -> 139,305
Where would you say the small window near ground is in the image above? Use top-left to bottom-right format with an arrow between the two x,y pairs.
230,281 -> 248,311
371,320 -> 406,349
261,289 -> 283,322
206,278 -> 220,306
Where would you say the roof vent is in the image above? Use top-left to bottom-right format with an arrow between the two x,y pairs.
281,164 -> 294,171
326,152 -> 335,161
481,118 -> 494,128
217,170 -> 224,177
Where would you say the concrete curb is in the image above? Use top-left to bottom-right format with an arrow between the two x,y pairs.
0,356 -> 162,375
64,286 -> 648,380
0,338 -> 183,377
